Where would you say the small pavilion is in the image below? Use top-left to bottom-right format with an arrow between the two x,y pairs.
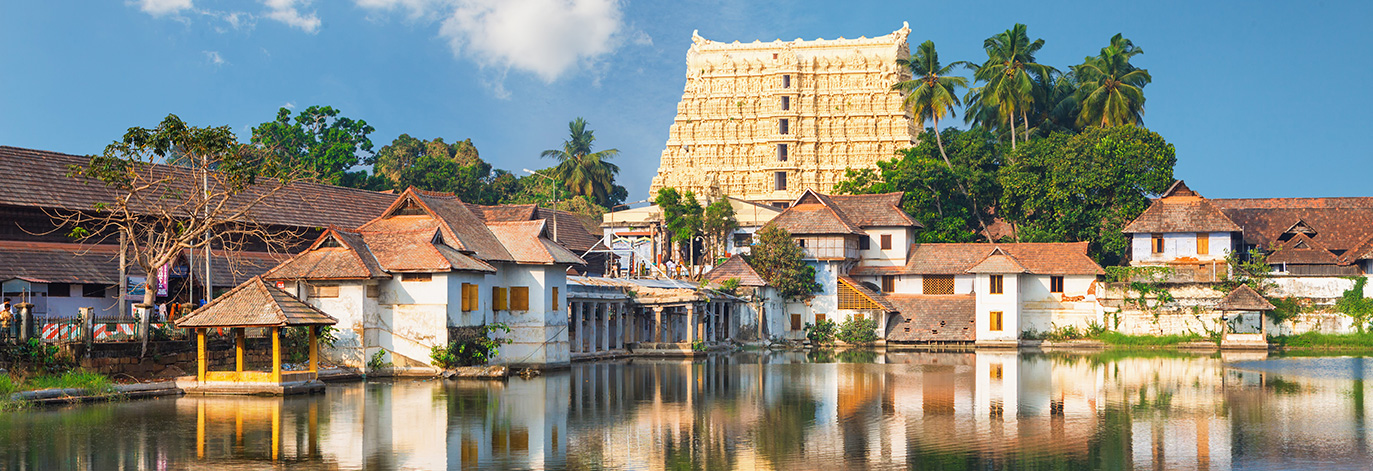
1217,284 -> 1275,350
174,276 -> 337,395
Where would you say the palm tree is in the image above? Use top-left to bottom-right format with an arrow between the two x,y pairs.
892,40 -> 969,167
1075,34 -> 1151,127
540,118 -> 621,207
966,24 -> 1056,149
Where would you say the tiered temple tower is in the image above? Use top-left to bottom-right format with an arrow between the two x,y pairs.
649,23 -> 919,207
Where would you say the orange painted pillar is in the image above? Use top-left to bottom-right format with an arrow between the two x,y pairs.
271,327 -> 282,383
235,328 -> 245,373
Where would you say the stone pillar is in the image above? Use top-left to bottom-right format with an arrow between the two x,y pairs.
717,302 -> 725,342
687,304 -> 698,343
654,307 -> 664,343
616,303 -> 626,350
599,302 -> 610,353
588,302 -> 599,353
571,302 -> 582,354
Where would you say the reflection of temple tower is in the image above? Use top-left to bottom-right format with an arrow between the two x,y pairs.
650,24 -> 919,206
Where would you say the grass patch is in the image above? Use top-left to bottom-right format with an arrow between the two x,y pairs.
1269,331 -> 1373,349
1096,331 -> 1205,346
25,370 -> 117,394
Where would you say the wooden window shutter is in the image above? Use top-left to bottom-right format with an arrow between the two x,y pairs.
990,275 -> 1003,295
990,311 -> 1003,332
880,234 -> 892,250
922,275 -> 954,295
881,276 -> 895,293
461,283 -> 474,311
492,287 -> 508,311
1151,234 -> 1164,253
1196,233 -> 1209,255
1050,276 -> 1064,293
790,314 -> 801,331
815,313 -> 826,325
511,287 -> 529,311
551,287 -> 559,311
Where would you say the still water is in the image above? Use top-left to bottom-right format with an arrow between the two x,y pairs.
3,350 -> 1373,470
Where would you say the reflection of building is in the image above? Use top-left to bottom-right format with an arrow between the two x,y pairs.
649,25 -> 918,206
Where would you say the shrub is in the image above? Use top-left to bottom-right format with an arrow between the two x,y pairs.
803,319 -> 837,345
8,339 -> 71,374
367,350 -> 391,371
283,326 -> 339,364
429,323 -> 513,368
836,317 -> 879,345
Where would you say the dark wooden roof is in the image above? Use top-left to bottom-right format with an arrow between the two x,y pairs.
1216,285 -> 1275,311
1122,180 -> 1242,234
966,248 -> 1029,274
1266,233 -> 1340,265
175,277 -> 337,328
766,190 -> 919,235
850,242 -> 1104,276
704,255 -> 767,287
884,294 -> 976,342
827,193 -> 920,227
1213,197 -> 1373,253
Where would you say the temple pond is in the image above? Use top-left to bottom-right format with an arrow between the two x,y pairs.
4,350 -> 1373,470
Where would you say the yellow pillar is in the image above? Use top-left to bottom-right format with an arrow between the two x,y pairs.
271,327 -> 282,383
196,328 -> 207,381
235,328 -> 245,373
196,401 -> 205,459
271,402 -> 281,461
308,326 -> 319,373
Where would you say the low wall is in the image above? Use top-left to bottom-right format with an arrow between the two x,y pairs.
62,338 -> 279,379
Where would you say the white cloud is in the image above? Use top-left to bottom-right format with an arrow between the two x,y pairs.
438,0 -> 625,83
135,0 -> 193,16
262,0 -> 321,33
203,50 -> 225,65
284,101 -> 296,109
355,0 -> 443,19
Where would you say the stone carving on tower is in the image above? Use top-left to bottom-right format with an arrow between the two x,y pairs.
651,23 -> 918,206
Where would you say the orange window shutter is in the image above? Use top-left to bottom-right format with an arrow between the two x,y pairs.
1197,233 -> 1209,255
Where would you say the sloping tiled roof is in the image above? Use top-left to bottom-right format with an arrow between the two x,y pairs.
1212,198 -> 1373,252
262,229 -> 390,280
175,277 -> 336,328
704,255 -> 767,287
485,220 -> 586,265
0,241 -> 141,284
966,248 -> 1029,274
1216,285 -> 1275,311
884,294 -> 976,342
364,189 -> 514,262
1266,233 -> 1340,265
468,203 -> 601,253
0,146 -> 397,230
1122,181 -> 1241,233
855,242 -> 1103,276
827,192 -> 920,227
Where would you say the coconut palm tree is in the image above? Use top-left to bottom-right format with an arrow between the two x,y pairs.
892,40 -> 969,167
540,117 -> 621,207
965,24 -> 1056,149
1075,34 -> 1151,127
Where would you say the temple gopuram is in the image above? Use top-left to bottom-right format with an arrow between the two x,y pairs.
650,23 -> 919,207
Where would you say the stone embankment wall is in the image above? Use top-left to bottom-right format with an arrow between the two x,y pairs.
62,338 -> 277,378
1090,277 -> 1369,337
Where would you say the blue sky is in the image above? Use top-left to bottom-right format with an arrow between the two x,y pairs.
2,0 -> 1370,202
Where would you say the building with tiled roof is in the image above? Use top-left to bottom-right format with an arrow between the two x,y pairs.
1122,180 -> 1242,269
261,187 -> 585,369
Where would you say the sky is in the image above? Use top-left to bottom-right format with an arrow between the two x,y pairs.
2,0 -> 1371,202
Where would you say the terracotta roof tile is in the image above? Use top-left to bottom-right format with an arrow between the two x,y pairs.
875,242 -> 1103,275
966,248 -> 1029,274
704,255 -> 767,287
1122,181 -> 1241,233
884,294 -> 976,342
1266,233 -> 1340,265
838,275 -> 896,311
486,220 -> 585,265
175,277 -> 336,328
1216,285 -> 1275,311
263,229 -> 389,280
827,192 -> 919,227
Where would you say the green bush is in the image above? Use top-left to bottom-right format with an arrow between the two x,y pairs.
367,350 -> 391,371
836,317 -> 879,344
8,339 -> 71,374
283,326 -> 339,364
803,319 -> 837,345
429,323 -> 513,368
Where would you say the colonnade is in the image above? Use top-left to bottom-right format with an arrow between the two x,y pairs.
568,300 -> 738,355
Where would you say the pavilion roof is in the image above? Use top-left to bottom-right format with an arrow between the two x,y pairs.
175,277 -> 337,328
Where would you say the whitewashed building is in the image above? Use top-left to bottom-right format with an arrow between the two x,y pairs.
1122,181 -> 1241,277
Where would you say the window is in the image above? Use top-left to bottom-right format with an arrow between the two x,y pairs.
991,363 -> 1003,379
777,143 -> 788,161
1151,233 -> 1164,254
402,273 -> 431,282
858,235 -> 870,250
1196,233 -> 1210,255
774,171 -> 787,191
782,74 -> 791,88
790,314 -> 802,331
1050,276 -> 1065,293
771,202 -> 790,209
733,233 -> 752,247
880,234 -> 892,250
922,275 -> 954,295
990,311 -> 1003,332
511,287 -> 529,310
551,287 -> 559,311
48,283 -> 70,297
815,313 -> 826,325
881,276 -> 895,293
795,238 -> 806,248
492,287 -> 508,311
779,119 -> 789,135
461,283 -> 476,311
990,275 -> 1003,295
308,284 -> 339,298
781,96 -> 790,110
367,284 -> 380,298
82,284 -> 108,298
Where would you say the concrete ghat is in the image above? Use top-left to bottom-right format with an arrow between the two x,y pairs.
176,377 -> 325,396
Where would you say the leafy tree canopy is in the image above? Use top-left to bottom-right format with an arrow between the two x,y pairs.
251,106 -> 374,184
746,226 -> 821,301
542,118 -> 626,208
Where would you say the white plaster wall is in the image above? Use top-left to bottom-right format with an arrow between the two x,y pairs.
858,227 -> 909,266
974,273 -> 1019,342
1131,232 -> 1232,265
1022,275 -> 1098,334
311,281 -> 370,368
45,287 -> 119,319
1269,276 -> 1361,298
492,264 -> 570,367
445,272 -> 491,328
902,274 -> 974,295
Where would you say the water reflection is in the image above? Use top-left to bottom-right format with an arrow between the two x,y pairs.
3,351 -> 1373,470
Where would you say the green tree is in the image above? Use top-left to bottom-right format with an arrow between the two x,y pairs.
251,106 -> 374,184
702,197 -> 739,264
1075,34 -> 1151,127
997,125 -> 1175,264
746,226 -> 821,301
835,128 -> 1002,242
892,40 -> 969,166
541,118 -> 625,207
654,187 -> 703,266
966,24 -> 1056,149
371,134 -> 481,183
